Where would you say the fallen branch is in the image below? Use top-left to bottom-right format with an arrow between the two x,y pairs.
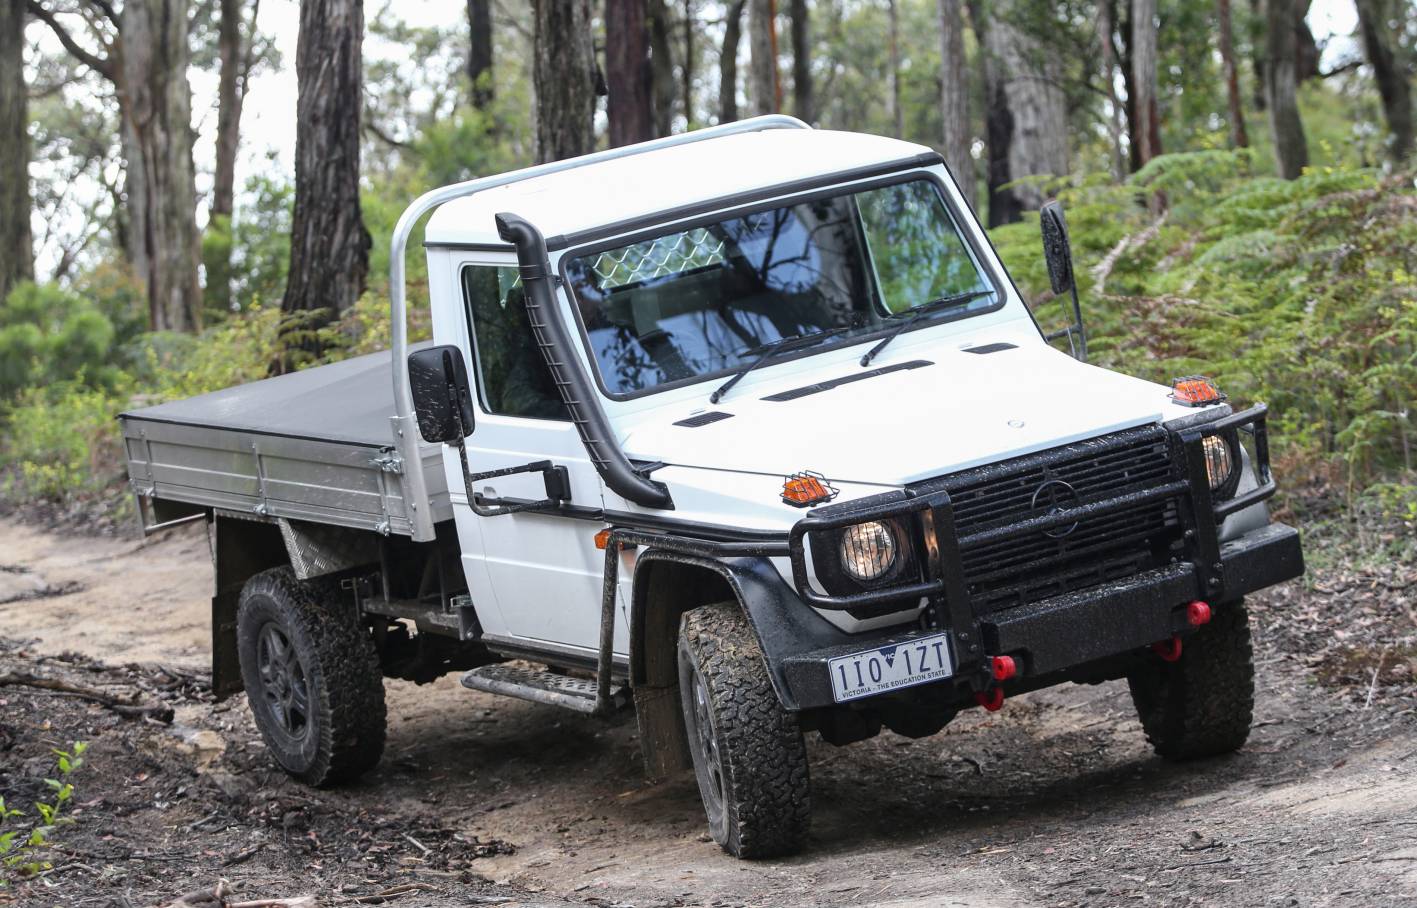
156,879 -> 317,908
352,882 -> 439,903
0,672 -> 174,723
1363,650 -> 1387,709
1091,211 -> 1169,295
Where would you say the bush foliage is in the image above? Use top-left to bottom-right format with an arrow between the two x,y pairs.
994,152 -> 1416,513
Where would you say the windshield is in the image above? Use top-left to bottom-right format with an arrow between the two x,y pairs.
563,178 -> 998,397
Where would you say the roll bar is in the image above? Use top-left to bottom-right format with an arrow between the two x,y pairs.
389,115 -> 811,541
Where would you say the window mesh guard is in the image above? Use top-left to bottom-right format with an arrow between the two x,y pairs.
590,228 -> 727,290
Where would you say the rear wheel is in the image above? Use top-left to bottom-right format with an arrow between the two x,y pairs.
237,567 -> 386,785
677,602 -> 810,858
1127,598 -> 1255,760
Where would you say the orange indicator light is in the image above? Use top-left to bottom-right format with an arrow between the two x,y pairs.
1169,376 -> 1226,407
781,471 -> 839,508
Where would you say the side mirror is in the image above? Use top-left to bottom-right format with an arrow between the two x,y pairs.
1040,201 -> 1074,295
408,344 -> 475,443
1039,201 -> 1088,362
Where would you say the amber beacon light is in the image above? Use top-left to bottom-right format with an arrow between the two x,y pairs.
781,471 -> 839,507
1169,376 -> 1227,407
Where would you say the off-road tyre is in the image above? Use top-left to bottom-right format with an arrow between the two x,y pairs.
237,567 -> 386,786
677,601 -> 810,859
1127,598 -> 1255,761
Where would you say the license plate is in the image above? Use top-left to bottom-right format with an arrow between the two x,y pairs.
828,632 -> 954,703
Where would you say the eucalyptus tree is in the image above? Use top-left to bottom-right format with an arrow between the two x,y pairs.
280,0 -> 370,333
0,0 -> 33,302
28,0 -> 202,332
532,0 -> 597,162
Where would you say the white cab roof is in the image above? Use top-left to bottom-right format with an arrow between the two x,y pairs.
423,128 -> 937,249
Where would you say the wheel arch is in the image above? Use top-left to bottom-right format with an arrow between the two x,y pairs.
628,551 -> 807,778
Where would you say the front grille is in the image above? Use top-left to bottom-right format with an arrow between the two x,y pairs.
921,426 -> 1184,614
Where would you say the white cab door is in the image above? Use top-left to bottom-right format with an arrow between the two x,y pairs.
438,259 -> 619,657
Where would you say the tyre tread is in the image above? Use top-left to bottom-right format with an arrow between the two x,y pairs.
680,602 -> 810,859
238,567 -> 386,786
1128,598 -> 1255,760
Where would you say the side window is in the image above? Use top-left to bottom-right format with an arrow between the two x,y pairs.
463,266 -> 566,420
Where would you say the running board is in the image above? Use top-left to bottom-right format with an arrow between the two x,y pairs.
460,664 -> 629,715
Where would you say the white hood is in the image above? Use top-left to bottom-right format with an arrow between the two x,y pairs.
620,341 -> 1188,486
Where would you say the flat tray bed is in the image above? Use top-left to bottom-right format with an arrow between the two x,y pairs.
120,347 -> 450,537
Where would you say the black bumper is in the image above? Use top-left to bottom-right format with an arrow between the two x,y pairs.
779,521 -> 1302,710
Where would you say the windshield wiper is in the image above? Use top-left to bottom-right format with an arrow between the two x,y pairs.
858,289 -> 996,367
709,328 -> 850,404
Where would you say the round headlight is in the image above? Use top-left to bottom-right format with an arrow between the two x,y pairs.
1203,435 -> 1234,491
839,521 -> 897,582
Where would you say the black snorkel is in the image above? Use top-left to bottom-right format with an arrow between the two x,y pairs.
495,212 -> 673,510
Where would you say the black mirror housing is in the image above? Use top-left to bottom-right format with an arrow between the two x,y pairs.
1040,201 -> 1074,295
408,345 -> 475,443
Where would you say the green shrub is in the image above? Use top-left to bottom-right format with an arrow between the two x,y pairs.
2,381 -> 128,501
0,283 -> 119,399
1,742 -> 87,885
992,153 -> 1417,507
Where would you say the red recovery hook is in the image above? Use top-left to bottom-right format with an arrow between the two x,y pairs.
1152,637 -> 1183,662
974,688 -> 1005,711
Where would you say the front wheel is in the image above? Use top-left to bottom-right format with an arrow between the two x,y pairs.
237,567 -> 386,785
1127,598 -> 1255,760
677,602 -> 811,859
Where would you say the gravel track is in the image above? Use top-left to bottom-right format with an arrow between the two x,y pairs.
0,520 -> 1413,907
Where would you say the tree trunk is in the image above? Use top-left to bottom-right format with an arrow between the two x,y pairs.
1130,0 -> 1162,167
968,0 -> 1013,226
281,0 -> 370,332
720,0 -> 746,122
207,0 -> 255,314
975,0 -> 1068,221
1097,0 -> 1128,179
648,0 -> 676,135
532,0 -> 597,162
467,0 -> 493,109
1293,0 -> 1319,82
937,0 -> 973,211
788,0 -> 812,123
1248,0 -> 1267,110
747,0 -> 777,116
681,0 -> 695,129
1120,0 -> 1140,171
1263,0 -> 1308,178
888,0 -> 903,137
606,0 -> 654,146
1354,0 -> 1413,162
121,0 -> 203,333
0,0 -> 33,302
1217,0 -> 1249,148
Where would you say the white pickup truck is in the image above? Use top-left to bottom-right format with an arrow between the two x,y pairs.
121,116 -> 1304,858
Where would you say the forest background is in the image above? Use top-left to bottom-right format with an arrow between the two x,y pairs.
0,0 -> 1413,549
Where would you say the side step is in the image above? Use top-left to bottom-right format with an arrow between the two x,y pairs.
460,664 -> 630,715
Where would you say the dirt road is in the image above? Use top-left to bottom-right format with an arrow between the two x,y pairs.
1,520 -> 1414,907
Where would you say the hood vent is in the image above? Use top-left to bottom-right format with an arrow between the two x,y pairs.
761,359 -> 932,402
673,411 -> 735,428
963,342 -> 1018,355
